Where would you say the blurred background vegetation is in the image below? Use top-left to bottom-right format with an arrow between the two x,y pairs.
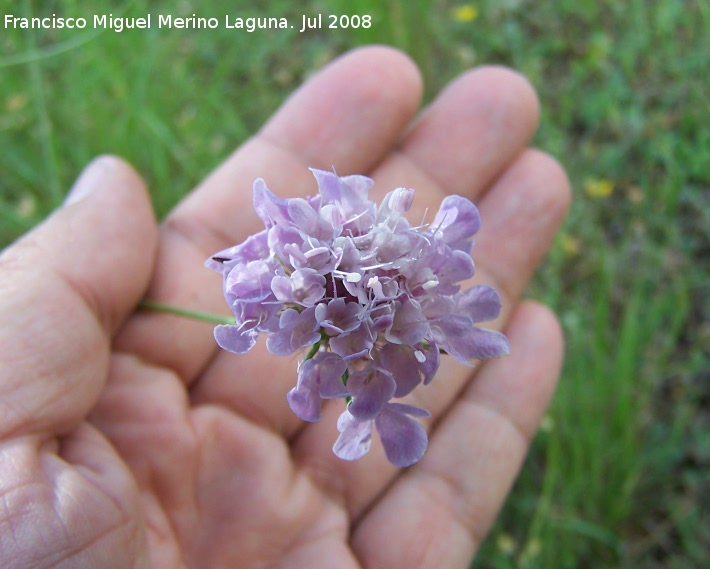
1,0 -> 708,567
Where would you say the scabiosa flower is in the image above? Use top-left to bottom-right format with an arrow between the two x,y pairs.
207,169 -> 510,467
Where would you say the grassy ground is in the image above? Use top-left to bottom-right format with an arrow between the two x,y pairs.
1,0 -> 708,567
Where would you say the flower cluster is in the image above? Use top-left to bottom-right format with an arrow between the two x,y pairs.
207,169 -> 509,467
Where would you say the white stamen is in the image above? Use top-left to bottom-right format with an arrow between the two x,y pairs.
422,279 -> 438,290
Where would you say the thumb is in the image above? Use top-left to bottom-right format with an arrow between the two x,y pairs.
0,156 -> 157,439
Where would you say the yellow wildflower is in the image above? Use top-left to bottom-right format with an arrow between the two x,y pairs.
4,93 -> 29,113
560,233 -> 580,257
451,4 -> 479,22
497,533 -> 517,556
584,178 -> 614,199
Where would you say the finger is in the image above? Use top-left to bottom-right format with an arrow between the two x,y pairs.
351,302 -> 563,568
369,65 -> 540,206
115,46 -> 423,388
0,156 -> 156,438
290,102 -> 569,515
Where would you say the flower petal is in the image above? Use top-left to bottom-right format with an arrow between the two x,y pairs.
313,352 -> 349,399
225,259 -> 277,301
286,384 -> 321,422
430,194 -> 481,244
205,229 -> 269,272
376,343 -> 422,398
417,342 -> 440,385
311,169 -> 376,232
385,298 -> 429,346
333,412 -> 373,461
437,318 -> 510,361
287,197 -> 320,235
213,324 -> 257,355
464,327 -> 511,359
375,404 -> 429,467
329,322 -> 374,360
271,268 -> 326,306
386,402 -> 432,419
265,307 -> 320,356
347,368 -> 396,421
253,178 -> 292,228
457,285 -> 502,323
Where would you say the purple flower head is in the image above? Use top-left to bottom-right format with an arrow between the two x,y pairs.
207,168 -> 509,467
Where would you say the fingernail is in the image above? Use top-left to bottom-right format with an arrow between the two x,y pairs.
63,156 -> 112,206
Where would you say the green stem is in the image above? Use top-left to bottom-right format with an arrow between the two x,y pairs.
139,299 -> 234,325
304,341 -> 321,361
303,330 -> 330,361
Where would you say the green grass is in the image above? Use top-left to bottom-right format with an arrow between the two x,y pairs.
1,0 -> 708,567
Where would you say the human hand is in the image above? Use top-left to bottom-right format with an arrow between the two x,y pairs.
0,47 -> 570,568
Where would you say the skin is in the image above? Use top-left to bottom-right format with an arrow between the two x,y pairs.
0,47 -> 570,568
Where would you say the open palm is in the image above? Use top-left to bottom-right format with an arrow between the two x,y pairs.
0,48 -> 570,568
